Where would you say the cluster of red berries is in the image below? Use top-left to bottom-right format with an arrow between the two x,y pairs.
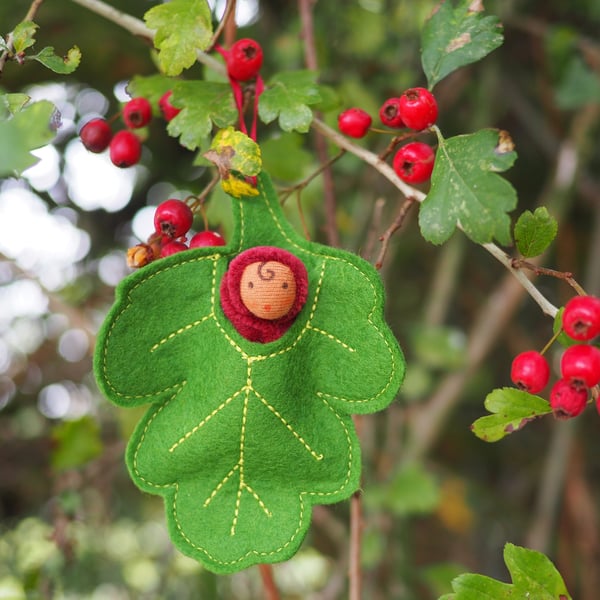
510,295 -> 600,419
127,198 -> 226,269
78,90 -> 181,168
337,87 -> 438,184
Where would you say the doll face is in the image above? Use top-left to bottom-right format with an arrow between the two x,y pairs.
240,261 -> 297,320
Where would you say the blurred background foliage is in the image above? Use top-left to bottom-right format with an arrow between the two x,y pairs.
0,0 -> 599,598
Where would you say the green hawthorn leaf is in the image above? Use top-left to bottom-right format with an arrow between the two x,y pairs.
95,171 -> 404,573
552,308 -> 579,348
421,0 -> 504,89
259,70 -> 322,133
443,543 -> 572,599
51,417 -> 103,472
514,207 -> 558,258
30,45 -> 81,74
12,20 -> 38,53
556,55 -> 600,109
419,128 -> 517,245
0,36 -> 9,51
144,0 -> 213,76
204,127 -> 262,180
166,81 -> 237,150
471,387 -> 551,442
128,74 -> 174,110
0,93 -> 30,118
0,100 -> 56,176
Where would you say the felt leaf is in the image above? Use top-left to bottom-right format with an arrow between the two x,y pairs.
11,21 -> 38,54
29,45 -> 81,74
144,0 -> 213,76
166,81 -> 237,150
442,543 -> 572,599
95,171 -> 404,573
421,0 -> 504,89
0,100 -> 57,177
514,207 -> 558,258
471,387 -> 551,442
258,70 -> 322,133
419,128 -> 517,245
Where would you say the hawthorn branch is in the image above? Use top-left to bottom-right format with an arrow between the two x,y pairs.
374,196 -> 416,270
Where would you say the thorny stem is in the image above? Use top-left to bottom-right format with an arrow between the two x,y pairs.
511,258 -> 588,296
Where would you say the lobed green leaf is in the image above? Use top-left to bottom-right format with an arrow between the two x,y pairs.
258,70 -> 322,133
443,543 -> 572,599
11,20 -> 38,54
419,128 -> 517,245
0,99 -> 57,177
30,45 -> 81,74
471,387 -> 551,442
166,81 -> 237,150
421,0 -> 504,89
144,0 -> 213,76
514,207 -> 558,258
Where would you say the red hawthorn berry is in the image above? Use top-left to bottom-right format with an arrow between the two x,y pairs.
510,350 -> 550,394
123,97 -> 153,129
109,130 -> 142,168
562,295 -> 600,341
226,38 -> 263,82
154,199 -> 194,240
158,90 -> 181,122
160,240 -> 189,257
560,344 -> 600,389
338,108 -> 372,138
398,87 -> 438,131
379,97 -> 405,128
549,378 -> 588,419
80,118 -> 113,153
392,142 -> 435,184
189,230 -> 226,248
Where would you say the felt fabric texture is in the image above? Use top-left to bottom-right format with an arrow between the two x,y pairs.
93,171 -> 405,574
220,246 -> 309,342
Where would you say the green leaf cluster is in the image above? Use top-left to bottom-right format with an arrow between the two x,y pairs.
441,543 -> 572,599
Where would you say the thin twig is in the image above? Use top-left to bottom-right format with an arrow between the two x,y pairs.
299,0 -> 339,247
511,258 -> 587,296
363,197 -> 386,261
208,0 -> 236,50
296,191 -> 311,241
258,564 -> 280,600
374,196 -> 416,270
279,150 -> 345,204
349,414 -> 364,600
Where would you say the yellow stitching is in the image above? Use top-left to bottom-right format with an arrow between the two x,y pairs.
151,314 -> 214,352
204,463 -> 239,507
306,325 -> 356,353
243,481 -> 272,517
169,387 -> 245,453
231,392 -> 250,535
253,388 -> 323,461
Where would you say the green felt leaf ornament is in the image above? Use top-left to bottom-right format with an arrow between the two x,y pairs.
419,128 -> 517,245
421,0 -> 504,89
471,387 -> 551,442
94,172 -> 404,573
440,542 -> 572,599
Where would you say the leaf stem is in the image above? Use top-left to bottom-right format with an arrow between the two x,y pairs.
511,258 -> 587,296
